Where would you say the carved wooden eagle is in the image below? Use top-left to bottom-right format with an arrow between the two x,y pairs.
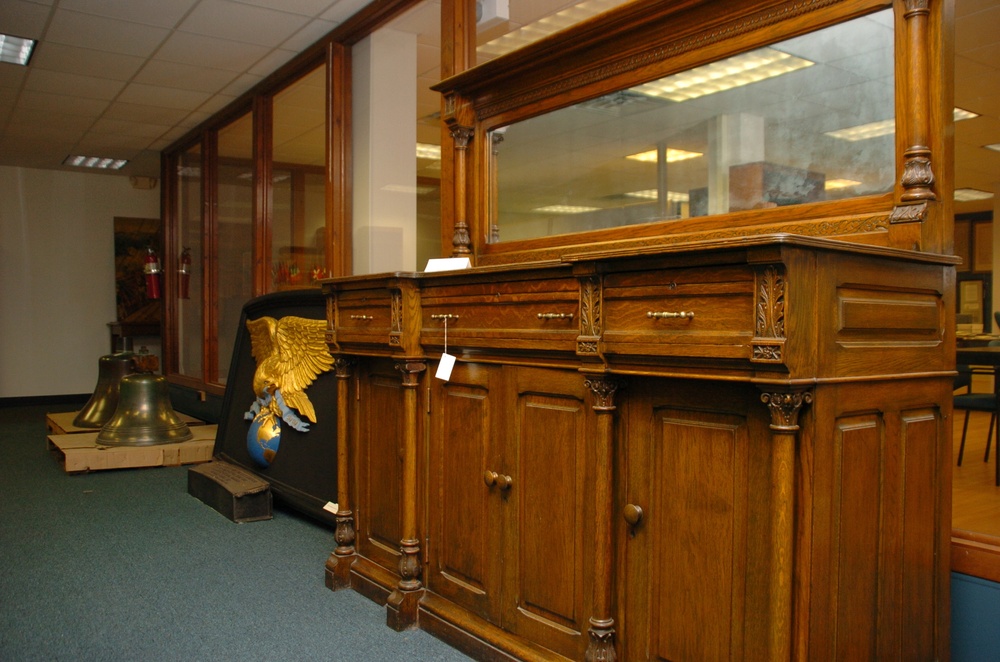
245,315 -> 334,424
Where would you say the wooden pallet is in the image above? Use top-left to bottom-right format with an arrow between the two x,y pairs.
46,410 -> 206,435
47,425 -> 217,474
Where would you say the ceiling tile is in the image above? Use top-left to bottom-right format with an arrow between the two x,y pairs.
117,82 -> 212,110
134,59 -> 240,94
30,43 -> 146,81
0,67 -> 29,89
219,72 -> 265,98
0,0 -> 52,39
248,48 -> 299,77
234,0 -> 339,18
24,69 -> 126,100
44,9 -> 171,57
177,0 -> 311,48
89,117 -> 173,139
154,31 -> 271,72
75,131 -> 153,152
321,0 -> 370,22
280,18 -> 338,52
102,101 -> 193,125
56,0 -> 200,28
17,90 -> 109,117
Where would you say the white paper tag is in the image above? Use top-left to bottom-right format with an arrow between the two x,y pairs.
323,501 -> 339,514
436,353 -> 456,381
424,257 -> 472,273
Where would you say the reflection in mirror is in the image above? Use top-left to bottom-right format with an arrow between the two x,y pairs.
176,144 -> 203,379
272,65 -> 327,289
490,8 -> 895,243
216,110 -> 254,384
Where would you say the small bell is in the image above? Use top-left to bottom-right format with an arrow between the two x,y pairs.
73,340 -> 136,428
97,356 -> 192,447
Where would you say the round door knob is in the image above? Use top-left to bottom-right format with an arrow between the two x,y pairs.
623,504 -> 643,526
484,470 -> 497,487
496,474 -> 513,490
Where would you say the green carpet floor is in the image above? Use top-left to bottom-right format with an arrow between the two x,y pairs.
0,404 -> 471,661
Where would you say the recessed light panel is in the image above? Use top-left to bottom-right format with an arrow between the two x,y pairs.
534,205 -> 601,214
63,155 -> 128,170
0,34 -> 36,66
954,188 -> 994,202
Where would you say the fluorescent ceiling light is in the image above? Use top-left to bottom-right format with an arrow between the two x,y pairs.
416,143 -> 441,160
534,205 -> 601,214
984,143 -> 1000,153
626,148 -> 703,163
477,0 -> 631,59
624,189 -> 690,203
63,155 -> 128,170
954,188 -> 994,202
824,179 -> 861,190
828,108 -> 978,142
0,34 -> 36,66
633,48 -> 814,102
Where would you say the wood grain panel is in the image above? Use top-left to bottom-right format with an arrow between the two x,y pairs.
359,369 -> 403,570
648,407 -> 748,662
832,415 -> 881,658
428,362 -> 502,623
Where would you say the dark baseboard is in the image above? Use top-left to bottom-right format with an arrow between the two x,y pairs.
0,394 -> 90,409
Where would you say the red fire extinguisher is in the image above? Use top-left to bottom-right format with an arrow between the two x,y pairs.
144,246 -> 161,300
178,247 -> 191,299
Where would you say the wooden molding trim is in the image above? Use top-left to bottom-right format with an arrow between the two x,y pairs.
952,531 -> 1000,584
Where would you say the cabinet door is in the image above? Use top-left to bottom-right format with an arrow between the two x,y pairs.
622,379 -> 771,662
501,366 -> 593,659
427,361 -> 504,623
356,359 -> 404,574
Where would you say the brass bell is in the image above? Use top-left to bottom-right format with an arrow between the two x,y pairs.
97,372 -> 193,446
73,348 -> 136,428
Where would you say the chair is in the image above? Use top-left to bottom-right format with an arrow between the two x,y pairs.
954,340 -> 1000,485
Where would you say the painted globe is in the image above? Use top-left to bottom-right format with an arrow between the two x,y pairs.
247,413 -> 281,467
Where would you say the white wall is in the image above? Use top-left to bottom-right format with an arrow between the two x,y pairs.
0,166 -> 160,398
352,28 -> 418,274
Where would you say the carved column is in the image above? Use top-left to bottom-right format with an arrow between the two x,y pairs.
760,388 -> 812,662
585,376 -> 621,661
326,357 -> 356,590
386,360 -> 427,630
449,124 -> 474,256
891,0 -> 936,224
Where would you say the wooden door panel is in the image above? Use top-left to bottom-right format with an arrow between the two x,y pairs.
428,362 -> 503,622
358,367 -> 403,571
648,407 -> 749,662
504,367 -> 591,659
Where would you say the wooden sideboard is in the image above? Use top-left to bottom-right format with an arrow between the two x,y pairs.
321,234 -> 954,661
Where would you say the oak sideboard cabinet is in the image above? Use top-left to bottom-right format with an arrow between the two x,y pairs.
322,0 -> 957,658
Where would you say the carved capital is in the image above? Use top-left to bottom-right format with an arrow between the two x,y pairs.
334,357 -> 354,379
394,361 -> 427,387
904,0 -> 930,17
450,125 -> 474,150
899,147 -> 935,203
585,377 -> 621,411
760,390 -> 813,431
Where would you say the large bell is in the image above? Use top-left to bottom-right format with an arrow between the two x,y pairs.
73,348 -> 136,428
97,373 -> 193,446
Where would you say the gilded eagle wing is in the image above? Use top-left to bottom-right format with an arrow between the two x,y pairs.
270,316 -> 334,423
246,316 -> 277,366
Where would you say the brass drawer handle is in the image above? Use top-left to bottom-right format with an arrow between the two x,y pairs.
349,314 -> 373,321
431,314 -> 460,321
647,311 -> 695,320
537,313 -> 574,320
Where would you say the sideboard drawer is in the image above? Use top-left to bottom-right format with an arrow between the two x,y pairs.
333,289 -> 394,345
601,266 -> 755,360
421,276 -> 579,351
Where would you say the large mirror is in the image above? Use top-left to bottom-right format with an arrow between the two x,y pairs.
489,8 -> 896,243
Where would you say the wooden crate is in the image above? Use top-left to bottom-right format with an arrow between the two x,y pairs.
47,425 -> 217,474
46,410 -> 206,435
